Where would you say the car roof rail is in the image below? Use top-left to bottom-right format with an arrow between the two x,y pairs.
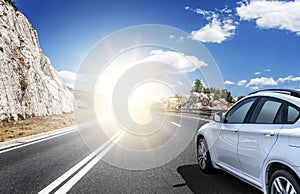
249,89 -> 300,98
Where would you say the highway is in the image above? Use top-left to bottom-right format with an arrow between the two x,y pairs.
0,113 -> 261,194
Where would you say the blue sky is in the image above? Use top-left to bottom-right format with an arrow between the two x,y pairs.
14,0 -> 300,97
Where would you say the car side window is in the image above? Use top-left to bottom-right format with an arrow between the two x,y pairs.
225,98 -> 256,124
287,105 -> 300,124
254,99 -> 282,124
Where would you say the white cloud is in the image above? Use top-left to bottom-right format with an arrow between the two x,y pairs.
142,50 -> 208,73
194,8 -> 219,20
224,79 -> 247,86
169,35 -> 175,39
191,18 -> 236,44
221,7 -> 232,14
237,0 -> 300,35
254,69 -> 270,75
249,86 -> 260,90
246,77 -> 278,89
189,7 -> 237,43
57,70 -> 77,88
178,36 -> 185,42
225,80 -> 235,85
277,75 -> 300,83
169,35 -> 185,43
237,79 -> 247,86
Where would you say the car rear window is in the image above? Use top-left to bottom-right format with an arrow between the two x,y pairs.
287,105 -> 300,124
254,100 -> 282,124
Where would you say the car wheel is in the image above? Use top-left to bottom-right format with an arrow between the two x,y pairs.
269,169 -> 300,194
197,137 -> 214,173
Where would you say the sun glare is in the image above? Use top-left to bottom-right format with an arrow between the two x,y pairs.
128,81 -> 173,125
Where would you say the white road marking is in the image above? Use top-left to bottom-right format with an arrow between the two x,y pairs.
54,131 -> 125,193
38,130 -> 125,194
170,121 -> 181,127
0,129 -> 78,154
0,121 -> 102,154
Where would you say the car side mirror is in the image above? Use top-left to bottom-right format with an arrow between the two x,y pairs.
213,112 -> 223,123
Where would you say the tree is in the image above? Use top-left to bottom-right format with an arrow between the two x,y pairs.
225,91 -> 234,103
236,95 -> 245,102
203,88 -> 211,94
192,79 -> 203,93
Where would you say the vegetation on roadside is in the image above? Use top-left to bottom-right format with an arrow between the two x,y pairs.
191,79 -> 235,103
0,114 -> 75,142
191,79 -> 245,104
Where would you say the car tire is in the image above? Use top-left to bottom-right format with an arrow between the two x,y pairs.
197,137 -> 214,174
269,169 -> 300,194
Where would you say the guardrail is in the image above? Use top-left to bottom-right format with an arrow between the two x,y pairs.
152,108 -> 227,118
179,108 -> 227,117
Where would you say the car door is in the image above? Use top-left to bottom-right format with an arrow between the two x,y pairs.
237,97 -> 284,184
213,97 -> 258,172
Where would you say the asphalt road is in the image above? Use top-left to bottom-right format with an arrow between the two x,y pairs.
0,113 -> 262,194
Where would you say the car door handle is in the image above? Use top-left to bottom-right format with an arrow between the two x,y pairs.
232,129 -> 238,133
263,131 -> 275,137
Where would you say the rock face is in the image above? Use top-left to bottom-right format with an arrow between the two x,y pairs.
163,92 -> 228,110
0,0 -> 74,121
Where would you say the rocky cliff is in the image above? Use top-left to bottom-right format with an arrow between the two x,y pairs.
163,92 -> 228,110
0,0 -> 74,121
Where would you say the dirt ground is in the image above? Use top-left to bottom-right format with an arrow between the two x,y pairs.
0,105 -> 100,143
0,114 -> 76,142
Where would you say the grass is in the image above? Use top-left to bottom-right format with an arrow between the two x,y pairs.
0,113 -> 75,142
0,88 -> 98,143
0,106 -> 98,143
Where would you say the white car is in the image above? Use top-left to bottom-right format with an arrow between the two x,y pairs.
196,89 -> 300,194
